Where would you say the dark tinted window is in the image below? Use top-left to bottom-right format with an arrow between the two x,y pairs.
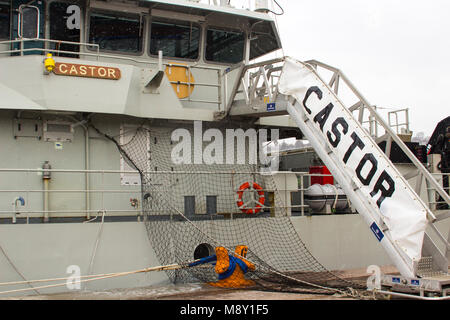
250,32 -> 279,60
0,1 -> 10,39
89,10 -> 143,53
20,6 -> 39,38
150,19 -> 200,59
205,28 -> 245,64
49,2 -> 80,57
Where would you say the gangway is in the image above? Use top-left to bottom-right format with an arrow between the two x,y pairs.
223,57 -> 450,297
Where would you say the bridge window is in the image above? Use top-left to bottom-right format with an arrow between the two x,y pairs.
249,31 -> 280,60
149,19 -> 200,60
49,1 -> 81,58
89,10 -> 144,54
205,27 -> 245,64
0,1 -> 10,39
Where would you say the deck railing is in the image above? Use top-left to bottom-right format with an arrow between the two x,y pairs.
0,38 -> 226,111
0,168 -> 447,224
0,168 -> 335,222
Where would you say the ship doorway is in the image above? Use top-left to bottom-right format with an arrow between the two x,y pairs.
11,1 -> 45,55
48,1 -> 81,58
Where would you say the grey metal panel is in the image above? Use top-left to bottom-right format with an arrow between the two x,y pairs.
0,222 -> 169,296
0,56 -> 217,121
13,118 -> 43,139
0,111 -> 143,220
206,195 -> 217,215
422,233 -> 449,274
0,83 -> 45,110
140,0 -> 276,21
184,196 -> 195,216
229,96 -> 289,117
0,214 -> 445,296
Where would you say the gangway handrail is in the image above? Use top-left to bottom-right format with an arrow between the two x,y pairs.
304,59 -> 450,213
273,57 -> 449,278
388,108 -> 410,135
226,57 -> 450,217
222,57 -> 285,116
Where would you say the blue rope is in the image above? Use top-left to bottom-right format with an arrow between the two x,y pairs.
189,254 -> 249,280
188,255 -> 217,267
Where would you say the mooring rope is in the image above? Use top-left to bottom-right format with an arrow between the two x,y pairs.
87,210 -> 106,277
0,262 -> 190,296
0,201 -> 373,299
0,244 -> 40,295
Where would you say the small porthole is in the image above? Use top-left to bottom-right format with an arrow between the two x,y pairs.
193,243 -> 214,260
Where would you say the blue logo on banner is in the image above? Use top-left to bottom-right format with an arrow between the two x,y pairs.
392,277 -> 401,283
411,279 -> 420,286
370,222 -> 384,242
267,103 -> 276,111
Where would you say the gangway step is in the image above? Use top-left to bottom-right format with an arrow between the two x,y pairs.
381,272 -> 450,297
228,95 -> 289,118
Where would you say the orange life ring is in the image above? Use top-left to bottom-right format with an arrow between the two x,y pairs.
236,182 -> 265,214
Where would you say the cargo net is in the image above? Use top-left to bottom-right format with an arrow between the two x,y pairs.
93,122 -> 366,295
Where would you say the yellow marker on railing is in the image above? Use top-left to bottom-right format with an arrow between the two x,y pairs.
43,53 -> 55,73
165,63 -> 195,99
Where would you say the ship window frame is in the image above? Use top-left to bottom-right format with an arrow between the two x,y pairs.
18,4 -> 40,39
204,26 -> 246,65
86,9 -> 145,56
0,0 -> 11,40
47,0 -> 82,58
148,17 -> 201,62
249,29 -> 281,60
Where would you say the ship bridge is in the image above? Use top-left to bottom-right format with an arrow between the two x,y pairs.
0,0 -> 288,125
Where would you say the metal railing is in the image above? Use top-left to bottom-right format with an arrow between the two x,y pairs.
219,55 -> 450,220
222,57 -> 285,117
204,0 -> 256,10
0,167 -> 447,225
388,108 -> 411,135
0,167 -> 336,222
165,62 -> 222,107
301,59 -> 450,260
204,0 -> 279,12
303,59 -> 450,216
0,37 -> 227,70
0,38 -> 100,59
0,38 -> 227,112
0,168 -> 141,223
223,56 -> 450,263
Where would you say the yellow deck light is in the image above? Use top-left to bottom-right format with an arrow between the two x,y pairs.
44,53 -> 56,73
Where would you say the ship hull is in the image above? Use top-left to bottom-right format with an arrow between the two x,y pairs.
0,214 -> 426,297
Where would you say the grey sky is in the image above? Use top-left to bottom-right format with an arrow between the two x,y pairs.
274,0 -> 450,136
